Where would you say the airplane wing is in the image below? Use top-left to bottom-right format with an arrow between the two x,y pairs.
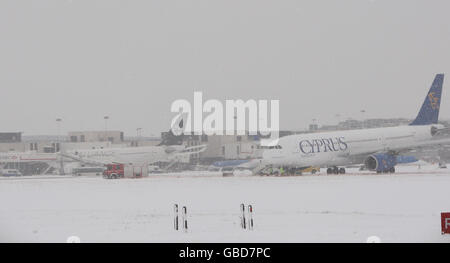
60,152 -> 108,166
345,137 -> 450,164
172,144 -> 207,157
395,137 -> 450,154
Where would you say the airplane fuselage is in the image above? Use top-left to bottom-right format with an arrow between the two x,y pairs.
66,145 -> 186,164
263,124 -> 442,167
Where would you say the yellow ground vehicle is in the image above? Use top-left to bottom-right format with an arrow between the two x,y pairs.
259,166 -> 320,176
300,166 -> 320,175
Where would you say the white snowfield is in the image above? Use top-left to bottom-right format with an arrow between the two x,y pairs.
1,164 -> 450,243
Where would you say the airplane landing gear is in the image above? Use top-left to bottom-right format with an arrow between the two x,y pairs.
327,167 -> 346,175
376,167 -> 396,174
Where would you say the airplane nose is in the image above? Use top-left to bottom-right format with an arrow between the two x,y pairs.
164,146 -> 177,154
262,149 -> 271,160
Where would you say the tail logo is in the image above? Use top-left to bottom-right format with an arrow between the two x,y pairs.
428,92 -> 440,110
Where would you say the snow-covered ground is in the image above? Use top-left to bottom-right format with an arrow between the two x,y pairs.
1,164 -> 450,243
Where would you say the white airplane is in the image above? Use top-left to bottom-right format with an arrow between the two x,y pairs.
0,144 -> 206,175
0,120 -> 205,174
262,74 -> 449,174
63,144 -> 206,166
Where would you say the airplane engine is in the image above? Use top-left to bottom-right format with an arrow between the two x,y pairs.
364,153 -> 397,173
164,146 -> 177,154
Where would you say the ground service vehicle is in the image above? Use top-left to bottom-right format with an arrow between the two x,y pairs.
103,163 -> 148,179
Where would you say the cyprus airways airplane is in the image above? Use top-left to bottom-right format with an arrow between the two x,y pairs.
262,74 -> 448,174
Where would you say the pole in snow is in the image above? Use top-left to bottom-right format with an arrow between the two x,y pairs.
240,204 -> 254,230
248,205 -> 254,230
174,204 -> 179,231
182,206 -> 188,232
240,203 -> 247,230
174,204 -> 188,233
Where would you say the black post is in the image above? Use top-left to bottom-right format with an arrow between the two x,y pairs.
240,203 -> 246,229
174,204 -> 179,231
248,205 -> 254,230
182,206 -> 188,232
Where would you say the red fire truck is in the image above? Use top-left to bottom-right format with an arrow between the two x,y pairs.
103,163 -> 148,179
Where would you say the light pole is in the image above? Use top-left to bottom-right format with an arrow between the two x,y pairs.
311,118 -> 318,131
56,118 -> 62,152
56,118 -> 64,175
136,128 -> 142,147
360,110 -> 366,129
104,116 -> 109,143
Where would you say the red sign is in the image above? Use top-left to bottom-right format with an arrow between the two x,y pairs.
442,213 -> 450,235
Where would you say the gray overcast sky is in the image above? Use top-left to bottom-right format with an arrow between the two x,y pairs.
1,0 -> 450,136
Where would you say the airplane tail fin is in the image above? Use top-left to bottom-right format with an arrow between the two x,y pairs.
158,118 -> 184,146
410,74 -> 444,126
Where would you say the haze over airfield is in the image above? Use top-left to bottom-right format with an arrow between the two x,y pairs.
1,0 -> 450,136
